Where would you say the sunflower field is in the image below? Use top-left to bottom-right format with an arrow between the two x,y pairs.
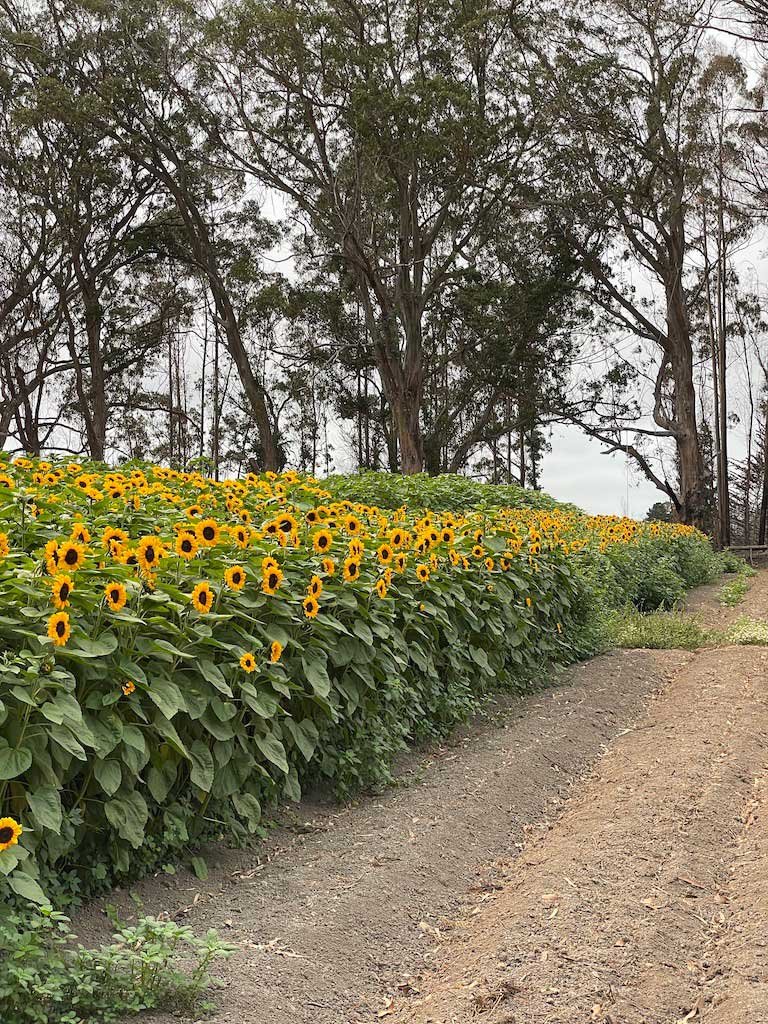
0,458 -> 719,908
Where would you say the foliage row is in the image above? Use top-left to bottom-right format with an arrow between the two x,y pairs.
0,459 -> 719,907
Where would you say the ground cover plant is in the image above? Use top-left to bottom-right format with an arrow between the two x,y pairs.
0,458 -> 720,911
0,903 -> 233,1023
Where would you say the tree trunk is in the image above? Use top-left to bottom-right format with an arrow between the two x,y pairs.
664,218 -> 708,531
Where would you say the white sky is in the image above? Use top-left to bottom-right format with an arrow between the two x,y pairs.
540,425 -> 663,516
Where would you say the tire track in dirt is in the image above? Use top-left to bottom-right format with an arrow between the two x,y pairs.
386,646 -> 768,1024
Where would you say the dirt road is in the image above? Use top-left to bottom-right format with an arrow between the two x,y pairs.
88,571 -> 768,1023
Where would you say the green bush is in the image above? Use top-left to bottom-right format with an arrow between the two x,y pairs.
0,903 -> 233,1024
322,471 -> 572,512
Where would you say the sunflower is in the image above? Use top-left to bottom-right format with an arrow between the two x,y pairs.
0,532 -> 10,559
122,680 -> 136,696
394,553 -> 407,573
342,556 -> 361,583
375,578 -> 388,599
191,581 -> 214,613
136,535 -> 163,573
416,563 -> 430,582
47,611 -> 71,646
270,640 -> 283,663
302,595 -> 319,618
240,652 -> 257,673
307,574 -> 323,597
232,525 -> 250,548
51,575 -> 74,609
321,557 -> 336,576
348,538 -> 364,558
58,541 -> 85,571
0,473 -> 14,489
0,817 -> 22,852
275,512 -> 298,535
441,528 -> 455,545
186,504 -> 204,518
312,529 -> 333,553
262,555 -> 280,572
344,514 -> 361,535
262,566 -> 284,595
195,518 -> 220,547
104,581 -> 128,611
377,543 -> 393,565
70,523 -> 90,544
175,533 -> 198,559
472,544 -> 485,559
485,557 -> 495,571
225,565 -> 246,591
102,526 -> 129,551
389,528 -> 404,548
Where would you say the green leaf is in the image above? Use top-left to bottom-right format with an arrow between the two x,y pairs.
283,718 -> 319,762
94,759 -> 122,797
198,659 -> 234,697
352,621 -> 373,645
145,677 -> 186,720
64,633 -> 119,659
232,792 -> 261,831
26,785 -> 63,833
104,791 -> 149,849
253,730 -> 289,774
0,746 -> 32,780
190,855 -> 208,880
189,741 -> 214,793
301,653 -> 331,698
8,871 -> 49,905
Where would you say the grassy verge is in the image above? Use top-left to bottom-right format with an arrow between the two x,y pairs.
604,608 -> 768,650
718,564 -> 757,607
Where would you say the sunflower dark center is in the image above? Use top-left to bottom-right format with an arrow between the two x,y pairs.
268,573 -> 279,589
110,589 -> 119,601
203,526 -> 215,540
144,546 -> 155,562
182,539 -> 192,551
0,826 -> 13,843
64,549 -> 78,565
233,572 -> 242,584
60,583 -> 70,599
56,620 -> 66,636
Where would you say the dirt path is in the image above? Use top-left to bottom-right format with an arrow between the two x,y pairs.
81,572 -> 768,1024
389,646 -> 768,1024
684,560 -> 768,629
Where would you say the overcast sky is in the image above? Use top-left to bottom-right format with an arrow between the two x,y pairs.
540,425 -> 663,517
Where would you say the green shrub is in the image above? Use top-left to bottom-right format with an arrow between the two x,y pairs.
0,902 -> 233,1024
322,471 -> 572,512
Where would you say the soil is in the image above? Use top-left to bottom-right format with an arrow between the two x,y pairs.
77,571 -> 768,1024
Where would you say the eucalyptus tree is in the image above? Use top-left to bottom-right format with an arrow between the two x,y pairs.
208,0 -> 566,473
541,0 -> 727,528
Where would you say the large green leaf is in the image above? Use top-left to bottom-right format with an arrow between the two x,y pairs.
26,785 -> 63,833
253,730 -> 289,774
189,741 -> 214,792
0,746 -> 32,780
104,791 -> 149,849
94,759 -> 122,797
